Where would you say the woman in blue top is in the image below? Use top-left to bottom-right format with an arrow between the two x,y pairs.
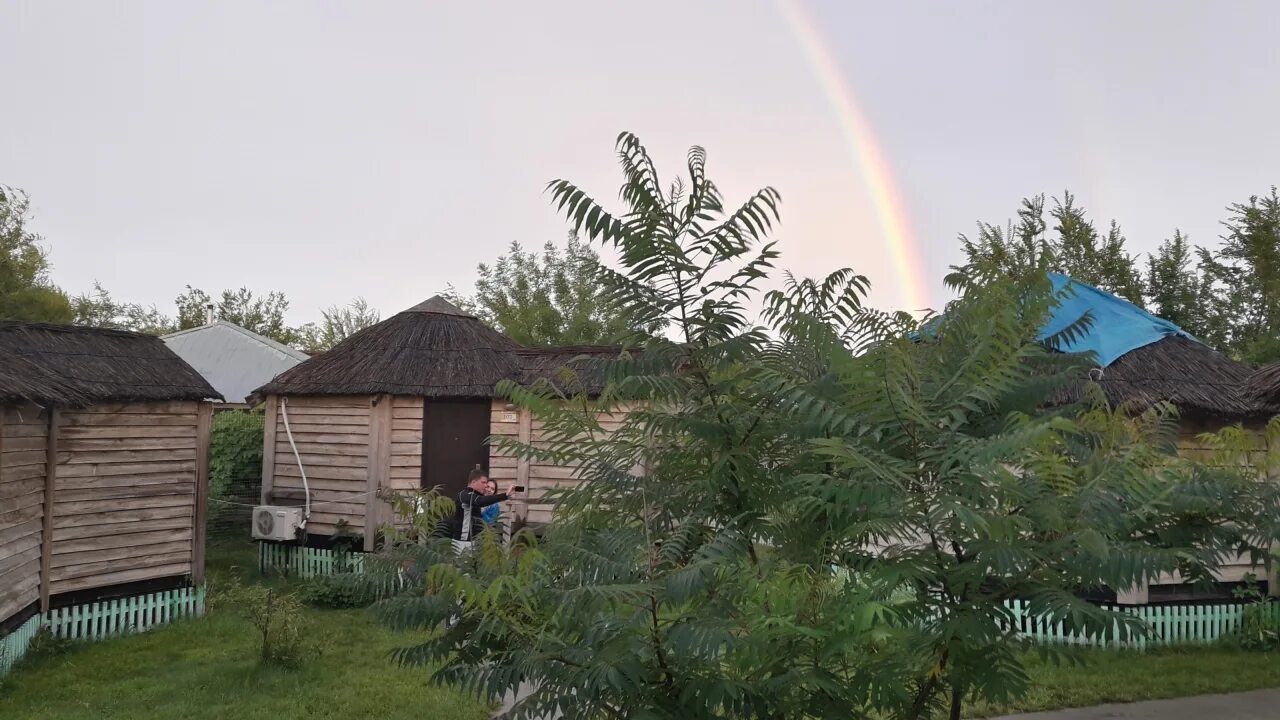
481,478 -> 502,527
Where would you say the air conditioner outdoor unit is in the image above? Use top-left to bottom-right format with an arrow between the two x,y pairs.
252,505 -> 304,542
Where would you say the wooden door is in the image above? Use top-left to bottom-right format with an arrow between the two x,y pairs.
422,399 -> 491,498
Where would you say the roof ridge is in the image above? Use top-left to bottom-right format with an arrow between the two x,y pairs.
162,321 -> 309,361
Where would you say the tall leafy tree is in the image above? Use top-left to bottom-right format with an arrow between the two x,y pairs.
294,297 -> 381,351
72,281 -> 176,334
447,233 -> 654,346
1144,231 -> 1206,337
0,186 -> 73,323
1198,187 -> 1280,365
961,192 -> 1145,306
175,285 -> 308,346
364,135 -> 1276,720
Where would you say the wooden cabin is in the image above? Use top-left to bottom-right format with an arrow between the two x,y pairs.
0,322 -> 219,635
253,297 -> 623,550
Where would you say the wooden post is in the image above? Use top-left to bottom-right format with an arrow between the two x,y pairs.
192,401 -> 213,585
40,407 -> 59,613
515,407 -> 532,525
260,395 -> 278,505
365,395 -> 392,552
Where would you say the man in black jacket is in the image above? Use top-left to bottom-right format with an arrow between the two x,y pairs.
453,468 -> 519,543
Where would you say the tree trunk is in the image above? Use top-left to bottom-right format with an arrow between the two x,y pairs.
949,684 -> 963,720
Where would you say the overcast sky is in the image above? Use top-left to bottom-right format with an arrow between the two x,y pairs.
3,1 -> 1279,325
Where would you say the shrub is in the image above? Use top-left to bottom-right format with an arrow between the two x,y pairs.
300,573 -> 376,609
1234,575 -> 1280,651
221,579 -> 313,667
209,409 -> 264,516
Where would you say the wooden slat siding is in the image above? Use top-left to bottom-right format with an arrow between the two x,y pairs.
0,402 -> 50,626
40,407 -> 59,612
515,407 -> 532,529
49,401 -> 199,596
365,396 -> 393,550
1169,418 -> 1271,591
192,401 -> 212,584
270,396 -> 371,536
514,401 -> 639,527
388,396 -> 423,493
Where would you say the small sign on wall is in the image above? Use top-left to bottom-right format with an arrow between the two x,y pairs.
502,411 -> 518,423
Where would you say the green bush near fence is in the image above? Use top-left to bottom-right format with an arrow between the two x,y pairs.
299,573 -> 377,610
209,409 -> 264,516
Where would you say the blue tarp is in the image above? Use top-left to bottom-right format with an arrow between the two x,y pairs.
1039,272 -> 1194,367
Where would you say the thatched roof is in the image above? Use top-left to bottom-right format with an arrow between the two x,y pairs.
518,346 -> 628,396
1245,363 -> 1280,412
0,353 -> 92,406
256,296 -> 524,398
1051,335 -> 1265,419
0,321 -> 220,406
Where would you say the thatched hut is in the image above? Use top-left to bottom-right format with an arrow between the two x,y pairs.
254,297 -> 624,550
1037,277 -> 1278,601
0,322 -> 219,638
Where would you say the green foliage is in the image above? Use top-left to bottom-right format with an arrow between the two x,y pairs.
0,185 -> 73,323
209,409 -> 264,515
960,191 -> 1144,305
964,185 -> 1280,365
1231,574 -> 1280,651
446,233 -> 657,345
1145,230 -> 1205,338
300,573 -> 376,609
72,281 -> 176,334
176,285 -> 312,347
219,578 -> 312,667
293,297 -> 381,351
1198,187 -> 1280,364
361,134 -> 1280,720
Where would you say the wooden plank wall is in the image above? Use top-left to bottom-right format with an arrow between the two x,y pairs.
0,402 -> 48,624
388,396 -> 423,494
489,399 -> 632,527
50,401 -> 200,595
1171,417 -> 1275,592
269,396 -> 371,536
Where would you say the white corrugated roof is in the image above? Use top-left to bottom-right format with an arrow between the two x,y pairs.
161,321 -> 309,404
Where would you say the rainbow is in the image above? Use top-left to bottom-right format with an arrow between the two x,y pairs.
775,0 -> 931,312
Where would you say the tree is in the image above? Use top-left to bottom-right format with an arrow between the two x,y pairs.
72,281 -> 176,334
447,234 -> 655,346
1197,188 -> 1280,365
294,297 -> 381,351
176,285 -> 308,346
0,186 -> 73,323
961,192 -> 1145,306
364,134 -> 1276,720
1144,231 -> 1206,337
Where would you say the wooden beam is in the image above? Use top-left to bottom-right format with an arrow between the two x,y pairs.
39,407 -> 59,613
365,395 -> 392,552
260,395 -> 278,505
192,401 -> 213,585
515,407 -> 532,526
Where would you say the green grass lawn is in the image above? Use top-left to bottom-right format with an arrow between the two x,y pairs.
966,645 -> 1280,717
0,545 -> 490,720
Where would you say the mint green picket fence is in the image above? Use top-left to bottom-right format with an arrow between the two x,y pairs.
0,613 -> 43,677
0,585 -> 205,679
259,543 -> 365,579
44,586 -> 205,641
1004,598 -> 1280,649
